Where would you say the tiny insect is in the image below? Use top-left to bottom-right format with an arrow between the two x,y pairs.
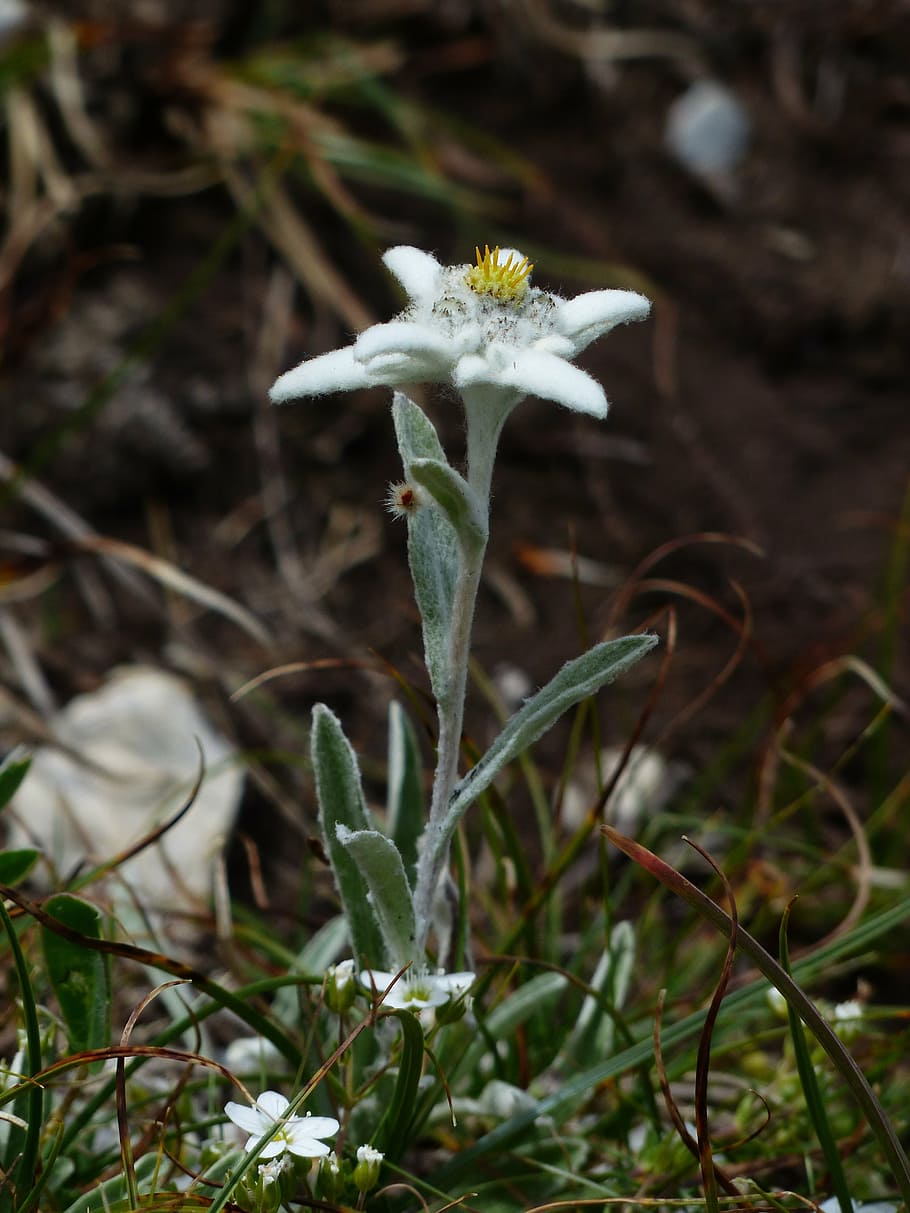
385,481 -> 422,518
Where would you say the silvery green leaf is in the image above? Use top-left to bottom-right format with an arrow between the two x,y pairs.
311,704 -> 385,968
557,921 -> 636,1069
335,826 -> 417,970
392,393 -> 458,703
392,391 -> 447,464
387,701 -> 424,883
444,634 -> 658,832
410,457 -> 487,554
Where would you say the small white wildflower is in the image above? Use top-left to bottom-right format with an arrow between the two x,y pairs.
766,987 -> 787,1018
359,968 -> 475,1011
833,998 -> 863,1024
832,998 -> 864,1040
270,244 -> 650,419
224,1091 -> 339,1159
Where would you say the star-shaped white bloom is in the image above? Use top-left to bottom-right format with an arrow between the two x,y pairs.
224,1091 -> 339,1159
360,967 -> 475,1011
270,245 -> 650,418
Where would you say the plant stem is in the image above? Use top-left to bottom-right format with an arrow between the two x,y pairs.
412,387 -> 516,958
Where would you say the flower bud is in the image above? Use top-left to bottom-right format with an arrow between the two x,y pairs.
316,1151 -> 347,1202
324,959 -> 357,1015
352,1144 -> 384,1193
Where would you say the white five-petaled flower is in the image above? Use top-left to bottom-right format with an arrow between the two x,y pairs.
270,244 -> 651,418
224,1090 -> 339,1159
359,968 -> 475,1011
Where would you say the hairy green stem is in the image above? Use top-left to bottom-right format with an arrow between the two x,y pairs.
413,387 -> 516,957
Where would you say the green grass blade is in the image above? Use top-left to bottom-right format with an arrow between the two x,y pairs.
0,899 -> 43,1212
372,1008 -> 425,1161
0,751 -> 30,810
431,884 -> 910,1192
605,828 -> 910,1205
780,905 -> 854,1213
41,894 -> 110,1062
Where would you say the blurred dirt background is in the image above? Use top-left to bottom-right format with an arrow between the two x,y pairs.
1,1 -> 908,915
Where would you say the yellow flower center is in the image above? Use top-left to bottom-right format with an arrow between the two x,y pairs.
465,244 -> 533,303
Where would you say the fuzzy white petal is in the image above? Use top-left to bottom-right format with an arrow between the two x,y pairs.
354,320 -> 455,366
492,348 -> 609,417
358,352 -> 442,385
452,354 -> 519,399
532,332 -> 576,357
555,289 -> 651,353
270,347 -> 373,402
382,246 -> 443,304
255,1091 -> 290,1119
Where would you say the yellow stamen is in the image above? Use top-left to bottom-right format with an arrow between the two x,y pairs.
465,244 -> 533,303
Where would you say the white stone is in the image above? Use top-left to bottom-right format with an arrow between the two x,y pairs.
7,666 -> 243,912
666,80 -> 751,177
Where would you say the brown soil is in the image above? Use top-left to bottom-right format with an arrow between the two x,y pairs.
1,2 -> 908,895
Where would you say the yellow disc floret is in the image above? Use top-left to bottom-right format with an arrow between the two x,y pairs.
465,244 -> 533,303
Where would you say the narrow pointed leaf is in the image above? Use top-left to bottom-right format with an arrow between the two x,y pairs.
780,907 -> 853,1213
0,751 -> 30,811
559,920 -> 636,1068
603,826 -> 910,1206
392,393 -> 458,702
446,634 -> 658,825
392,391 -> 447,464
458,972 -> 568,1080
41,894 -> 110,1059
336,827 -> 417,969
431,892 -> 910,1191
311,704 -> 385,968
0,849 -> 39,886
409,458 -> 487,553
387,701 -> 424,882
372,1008 -> 425,1161
0,897 -> 42,1194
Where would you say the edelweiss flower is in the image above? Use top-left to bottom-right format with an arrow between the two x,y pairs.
224,1090 -> 339,1159
270,245 -> 650,418
360,968 -> 475,1011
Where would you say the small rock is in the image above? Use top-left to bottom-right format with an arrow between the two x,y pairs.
665,79 -> 751,179
6,666 -> 243,919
